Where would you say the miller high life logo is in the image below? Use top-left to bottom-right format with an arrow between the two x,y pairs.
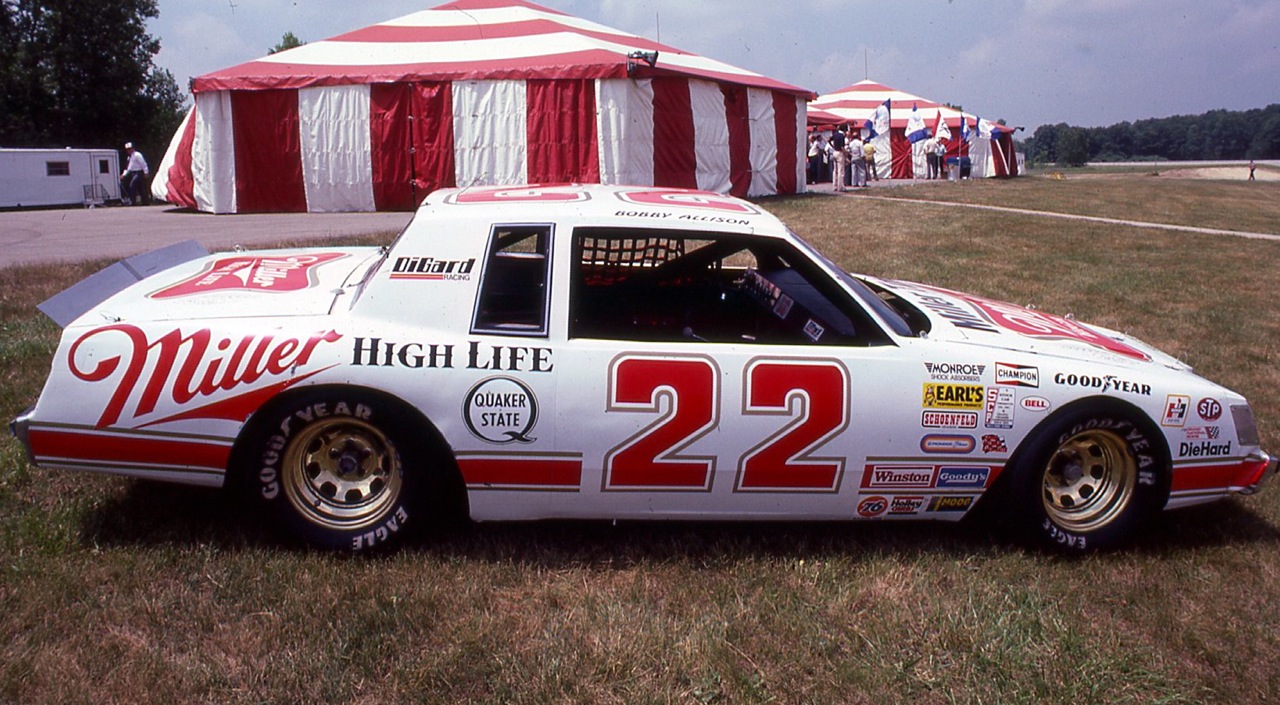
150,253 -> 347,299
69,324 -> 342,428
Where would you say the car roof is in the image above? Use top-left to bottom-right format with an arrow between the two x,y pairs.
419,184 -> 789,236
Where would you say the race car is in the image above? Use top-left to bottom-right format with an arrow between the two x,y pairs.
11,184 -> 1275,552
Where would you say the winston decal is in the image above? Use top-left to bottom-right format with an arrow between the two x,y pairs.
150,253 -> 347,299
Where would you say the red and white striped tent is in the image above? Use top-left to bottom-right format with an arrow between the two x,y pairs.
152,0 -> 814,213
808,80 -> 1018,179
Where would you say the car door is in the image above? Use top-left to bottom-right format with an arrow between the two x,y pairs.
548,225 -> 919,520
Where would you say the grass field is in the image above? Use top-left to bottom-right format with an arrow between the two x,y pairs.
2,175 -> 1279,704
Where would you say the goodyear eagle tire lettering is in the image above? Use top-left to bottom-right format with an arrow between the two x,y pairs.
1009,402 -> 1168,552
244,390 -> 430,552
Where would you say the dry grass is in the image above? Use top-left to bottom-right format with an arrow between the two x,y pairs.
3,177 -> 1280,704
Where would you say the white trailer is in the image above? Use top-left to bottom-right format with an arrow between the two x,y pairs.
0,148 -> 122,208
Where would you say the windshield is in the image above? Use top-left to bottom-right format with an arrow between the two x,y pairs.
787,230 -> 917,338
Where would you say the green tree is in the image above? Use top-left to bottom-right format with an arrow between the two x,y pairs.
0,0 -> 184,158
1056,127 -> 1090,167
269,31 -> 304,55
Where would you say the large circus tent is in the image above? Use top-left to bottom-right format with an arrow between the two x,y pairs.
809,80 -> 1019,180
152,0 -> 814,214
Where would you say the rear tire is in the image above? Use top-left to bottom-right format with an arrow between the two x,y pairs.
241,389 -> 441,552
1009,403 -> 1167,552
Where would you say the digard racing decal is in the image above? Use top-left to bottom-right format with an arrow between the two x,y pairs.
149,253 -> 347,299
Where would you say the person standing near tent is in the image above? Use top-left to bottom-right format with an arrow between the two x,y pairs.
848,131 -> 866,188
924,134 -> 939,179
1249,160 -> 1256,181
827,126 -> 847,192
121,142 -> 149,206
863,139 -> 878,181
934,138 -> 947,180
807,134 -> 823,184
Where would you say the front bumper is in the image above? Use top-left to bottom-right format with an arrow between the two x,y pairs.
1240,451 -> 1278,495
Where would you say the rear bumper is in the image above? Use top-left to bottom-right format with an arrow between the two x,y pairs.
9,405 -> 35,465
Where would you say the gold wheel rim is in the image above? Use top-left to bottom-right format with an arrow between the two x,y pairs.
1041,427 -> 1137,533
281,418 -> 402,531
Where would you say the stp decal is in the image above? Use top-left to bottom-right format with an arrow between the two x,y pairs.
150,253 -> 347,299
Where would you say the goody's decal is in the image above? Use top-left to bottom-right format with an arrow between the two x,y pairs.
463,377 -> 539,444
149,253 -> 347,299
936,467 -> 991,489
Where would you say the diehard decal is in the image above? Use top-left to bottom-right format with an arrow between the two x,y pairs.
150,253 -> 347,299
463,377 -> 539,444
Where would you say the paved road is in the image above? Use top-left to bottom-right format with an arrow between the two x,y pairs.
0,205 -> 413,269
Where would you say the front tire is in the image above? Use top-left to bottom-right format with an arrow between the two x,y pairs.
1009,403 -> 1168,552
241,389 -> 440,552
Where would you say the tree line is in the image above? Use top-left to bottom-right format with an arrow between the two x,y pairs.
1022,104 -> 1280,166
0,0 -> 185,164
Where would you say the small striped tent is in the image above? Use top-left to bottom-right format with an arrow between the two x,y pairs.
153,0 -> 813,213
808,80 -> 1018,180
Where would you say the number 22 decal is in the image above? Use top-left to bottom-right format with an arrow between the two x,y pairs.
604,355 -> 849,492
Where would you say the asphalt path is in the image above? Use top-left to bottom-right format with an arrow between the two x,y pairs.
0,205 -> 413,269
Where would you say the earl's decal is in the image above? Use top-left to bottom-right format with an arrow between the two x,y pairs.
923,383 -> 985,410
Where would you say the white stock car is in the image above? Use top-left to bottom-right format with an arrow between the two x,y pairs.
12,184 -> 1275,552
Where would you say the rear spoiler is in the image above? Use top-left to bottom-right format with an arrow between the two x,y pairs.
37,240 -> 208,327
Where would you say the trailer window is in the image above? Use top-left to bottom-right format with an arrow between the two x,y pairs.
46,161 -> 70,177
98,159 -> 110,174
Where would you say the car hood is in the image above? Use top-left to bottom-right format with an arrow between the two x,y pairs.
54,247 -> 381,327
864,275 -> 1190,371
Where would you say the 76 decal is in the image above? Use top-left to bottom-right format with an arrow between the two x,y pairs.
603,355 -> 850,492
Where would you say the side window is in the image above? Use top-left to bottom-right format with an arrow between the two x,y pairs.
570,228 -> 890,346
46,161 -> 70,177
471,224 -> 553,336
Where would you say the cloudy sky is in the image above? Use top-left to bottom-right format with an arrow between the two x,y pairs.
150,0 -> 1280,131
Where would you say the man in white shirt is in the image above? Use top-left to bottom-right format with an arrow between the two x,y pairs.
121,142 -> 149,206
